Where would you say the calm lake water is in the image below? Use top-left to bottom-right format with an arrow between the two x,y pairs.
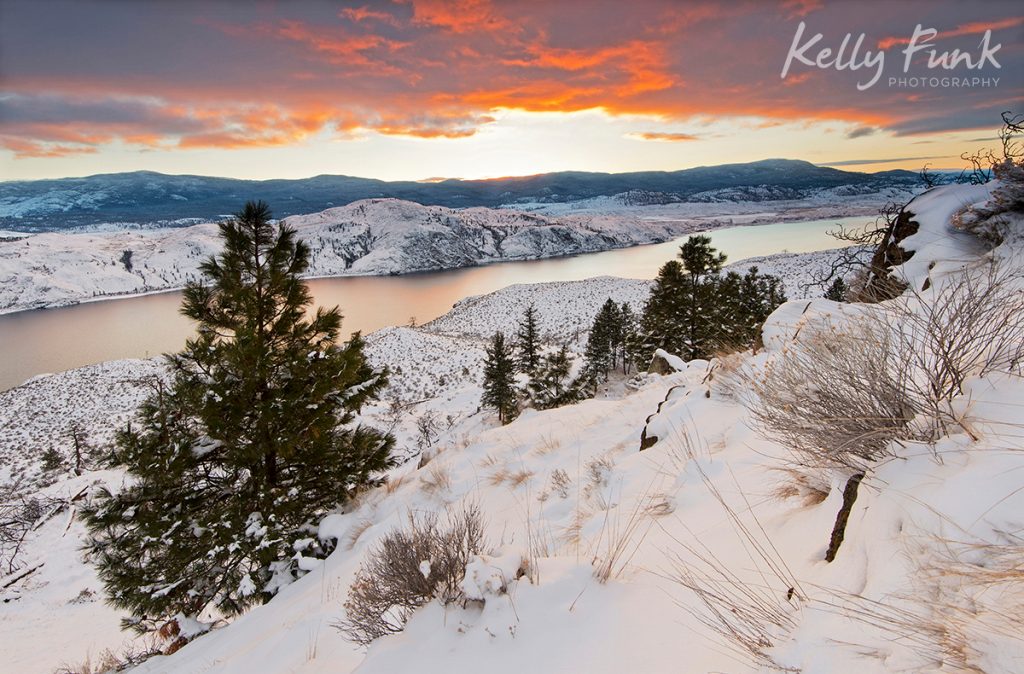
0,216 -> 867,391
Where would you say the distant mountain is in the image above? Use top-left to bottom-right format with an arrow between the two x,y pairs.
0,159 -> 922,231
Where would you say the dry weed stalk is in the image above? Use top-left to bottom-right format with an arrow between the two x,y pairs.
661,428 -> 804,670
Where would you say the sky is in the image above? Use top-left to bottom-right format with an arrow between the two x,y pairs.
0,0 -> 1021,182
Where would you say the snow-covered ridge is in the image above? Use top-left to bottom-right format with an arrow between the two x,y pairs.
0,189 -> 905,316
0,198 -> 701,316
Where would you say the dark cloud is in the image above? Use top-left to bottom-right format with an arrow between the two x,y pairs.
846,126 -> 877,139
819,155 -> 948,167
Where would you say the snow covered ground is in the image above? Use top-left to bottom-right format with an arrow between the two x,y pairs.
2,180 -> 1022,674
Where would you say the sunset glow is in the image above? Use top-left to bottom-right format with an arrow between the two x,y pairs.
1,0 -> 1021,180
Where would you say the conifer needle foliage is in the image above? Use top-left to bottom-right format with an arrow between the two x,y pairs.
82,201 -> 395,633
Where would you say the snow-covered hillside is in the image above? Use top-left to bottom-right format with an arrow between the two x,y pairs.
0,198 -> 705,315
0,192 -> 891,316
2,179 -> 1022,674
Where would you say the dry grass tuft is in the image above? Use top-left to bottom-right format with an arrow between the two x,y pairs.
345,518 -> 375,550
381,474 -> 405,496
506,469 -> 534,489
533,434 -> 562,456
420,463 -> 452,495
771,467 -> 830,506
487,466 -> 510,486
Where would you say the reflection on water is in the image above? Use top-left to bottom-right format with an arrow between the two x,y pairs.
0,216 -> 867,391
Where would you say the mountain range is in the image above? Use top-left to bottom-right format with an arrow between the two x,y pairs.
0,159 -> 922,231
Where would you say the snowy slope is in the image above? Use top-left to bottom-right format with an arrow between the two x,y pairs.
1,184 -> 1022,674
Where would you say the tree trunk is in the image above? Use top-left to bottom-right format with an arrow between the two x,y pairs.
265,450 -> 278,487
825,472 -> 864,562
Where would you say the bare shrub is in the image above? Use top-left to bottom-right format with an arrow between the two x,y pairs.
954,159 -> 1024,246
882,263 -> 1024,440
2,485 -> 74,574
55,638 -> 163,674
55,650 -> 123,674
337,503 -> 486,646
953,111 -> 1024,245
748,323 -> 915,472
708,351 -> 750,402
750,260 -> 1024,472
415,411 -> 440,452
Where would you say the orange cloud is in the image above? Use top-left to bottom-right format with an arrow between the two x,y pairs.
340,6 -> 402,26
2,0 -> 1017,164
0,136 -> 99,158
409,0 -> 515,34
631,132 -> 700,142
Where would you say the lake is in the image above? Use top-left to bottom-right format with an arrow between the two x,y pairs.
0,216 -> 866,391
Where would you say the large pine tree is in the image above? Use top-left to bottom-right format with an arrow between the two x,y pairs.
83,201 -> 395,633
482,331 -> 519,424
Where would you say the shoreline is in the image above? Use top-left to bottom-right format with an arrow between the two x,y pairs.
0,209 -> 873,318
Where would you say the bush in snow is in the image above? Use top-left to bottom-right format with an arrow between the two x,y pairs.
82,201 -> 396,634
954,112 -> 1024,245
749,260 -> 1024,474
954,158 -> 1024,246
337,503 -> 486,646
749,322 -> 915,473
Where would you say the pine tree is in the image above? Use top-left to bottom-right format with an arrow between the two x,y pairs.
637,238 -> 786,365
515,305 -> 541,374
528,345 -> 585,410
40,446 -> 65,473
619,302 -> 638,374
676,235 -> 727,359
482,331 -> 518,424
825,276 -> 848,302
82,201 -> 395,634
584,299 -> 621,381
635,260 -> 687,368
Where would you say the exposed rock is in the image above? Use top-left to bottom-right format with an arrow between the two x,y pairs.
860,207 -> 918,301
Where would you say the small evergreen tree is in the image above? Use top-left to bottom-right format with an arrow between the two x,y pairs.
40,446 -> 66,473
515,305 -> 541,374
482,332 -> 518,424
618,302 -> 638,374
584,299 -> 622,381
676,235 -> 727,359
825,276 -> 848,302
528,345 -> 586,410
636,259 -> 687,362
732,266 -> 786,347
82,201 -> 395,634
